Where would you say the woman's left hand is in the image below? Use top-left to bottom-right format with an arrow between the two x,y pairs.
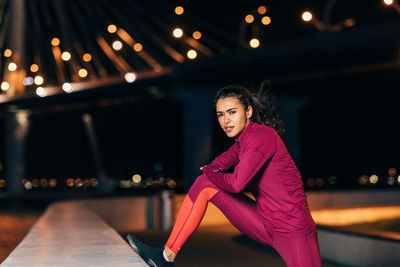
200,165 -> 207,171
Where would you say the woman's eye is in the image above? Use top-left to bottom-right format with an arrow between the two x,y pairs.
217,114 -> 223,117
229,111 -> 236,115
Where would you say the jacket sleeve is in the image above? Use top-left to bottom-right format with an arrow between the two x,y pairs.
210,142 -> 240,171
203,131 -> 277,193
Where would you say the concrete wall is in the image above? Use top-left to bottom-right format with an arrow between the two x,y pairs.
306,189 -> 400,209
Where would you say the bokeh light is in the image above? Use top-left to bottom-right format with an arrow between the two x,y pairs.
107,24 -> 117,33
34,75 -> 44,85
62,82 -> 72,92
258,6 -> 267,15
261,16 -> 272,25
78,68 -> 88,78
8,62 -> 17,71
83,53 -> 92,62
245,14 -> 254,23
192,31 -> 202,40
249,38 -> 260,48
61,51 -> 71,61
173,28 -> 183,38
23,77 -> 34,86
112,41 -> 123,51
132,174 -> 142,183
51,37 -> 60,46
4,49 -> 12,57
134,43 -> 143,52
175,6 -> 184,15
30,64 -> 39,73
302,11 -> 313,22
187,49 -> 197,59
36,87 -> 46,97
369,174 -> 379,184
124,72 -> 136,83
1,82 -> 9,91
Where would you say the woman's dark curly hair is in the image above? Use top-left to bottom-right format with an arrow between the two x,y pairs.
214,81 -> 285,137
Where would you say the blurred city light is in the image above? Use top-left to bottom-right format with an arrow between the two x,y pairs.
82,53 -> 92,62
192,31 -> 202,40
8,62 -> 17,71
23,77 -> 34,86
62,83 -> 72,92
36,87 -> 46,97
187,49 -> 197,59
261,16 -> 271,25
388,168 -> 397,176
249,38 -> 260,48
24,181 -> 32,190
328,176 -> 338,184
66,178 -> 74,187
3,49 -> 12,57
107,24 -> 117,33
175,6 -> 184,15
124,72 -> 136,83
258,6 -> 267,15
369,174 -> 379,184
133,43 -> 143,52
112,41 -> 123,51
1,82 -> 9,91
30,64 -> 39,73
34,75 -> 44,85
302,11 -> 313,22
61,51 -> 71,61
78,68 -> 88,78
344,18 -> 356,27
49,178 -> 57,187
51,37 -> 60,46
387,176 -> 395,185
132,174 -> 142,183
359,175 -> 368,185
245,14 -> 254,23
173,28 -> 183,38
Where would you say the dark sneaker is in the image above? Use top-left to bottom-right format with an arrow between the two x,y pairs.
127,234 -> 174,267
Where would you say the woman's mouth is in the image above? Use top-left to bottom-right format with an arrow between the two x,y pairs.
225,126 -> 234,132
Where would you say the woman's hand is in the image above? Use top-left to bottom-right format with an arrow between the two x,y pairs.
200,165 -> 207,171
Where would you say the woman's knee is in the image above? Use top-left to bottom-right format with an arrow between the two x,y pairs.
188,174 -> 219,201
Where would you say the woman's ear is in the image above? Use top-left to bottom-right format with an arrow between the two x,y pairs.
246,106 -> 253,119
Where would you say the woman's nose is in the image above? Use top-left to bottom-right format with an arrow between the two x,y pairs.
224,115 -> 230,124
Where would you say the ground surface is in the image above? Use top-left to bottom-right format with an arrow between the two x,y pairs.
0,211 -> 40,263
124,224 -> 345,267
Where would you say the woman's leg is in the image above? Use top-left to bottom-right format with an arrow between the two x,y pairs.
272,230 -> 323,267
165,174 -> 272,257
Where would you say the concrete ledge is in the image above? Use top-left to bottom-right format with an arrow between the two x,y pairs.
318,228 -> 400,267
1,200 -> 147,266
306,189 -> 400,209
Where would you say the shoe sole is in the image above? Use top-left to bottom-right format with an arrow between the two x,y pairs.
127,234 -> 157,267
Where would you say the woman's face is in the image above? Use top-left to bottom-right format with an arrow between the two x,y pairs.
216,96 -> 253,138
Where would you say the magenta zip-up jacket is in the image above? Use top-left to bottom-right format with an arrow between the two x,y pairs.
203,120 -> 316,237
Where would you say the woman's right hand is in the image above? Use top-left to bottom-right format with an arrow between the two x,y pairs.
200,165 -> 207,171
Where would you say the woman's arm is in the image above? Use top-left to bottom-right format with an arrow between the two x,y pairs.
209,141 -> 240,171
203,132 -> 277,193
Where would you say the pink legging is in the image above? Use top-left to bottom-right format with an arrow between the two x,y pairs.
165,175 -> 322,267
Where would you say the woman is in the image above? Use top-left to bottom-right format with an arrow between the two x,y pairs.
127,82 -> 322,267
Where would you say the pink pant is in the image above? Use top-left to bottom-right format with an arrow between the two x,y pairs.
167,174 -> 322,266
272,230 -> 322,267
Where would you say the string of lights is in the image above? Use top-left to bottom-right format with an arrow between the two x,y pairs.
0,0 -> 235,100
0,0 -> 398,102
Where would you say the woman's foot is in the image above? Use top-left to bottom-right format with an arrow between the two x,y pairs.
127,234 -> 174,267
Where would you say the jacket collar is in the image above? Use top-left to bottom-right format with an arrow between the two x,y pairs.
235,120 -> 256,144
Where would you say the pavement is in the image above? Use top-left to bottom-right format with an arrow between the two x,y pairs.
125,224 -> 345,267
